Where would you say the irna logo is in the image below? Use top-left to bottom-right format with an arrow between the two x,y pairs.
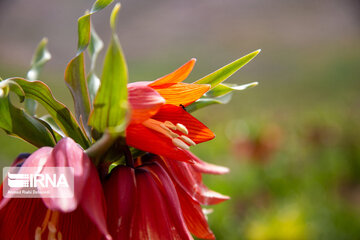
3,167 -> 74,199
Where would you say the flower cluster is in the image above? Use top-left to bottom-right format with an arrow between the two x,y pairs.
0,1 -> 259,239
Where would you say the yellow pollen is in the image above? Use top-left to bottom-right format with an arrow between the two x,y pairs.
176,123 -> 188,135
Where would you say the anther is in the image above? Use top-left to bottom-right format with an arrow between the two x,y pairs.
172,138 -> 190,150
160,123 -> 179,138
48,222 -> 57,233
176,123 -> 188,135
35,227 -> 42,240
180,135 -> 196,146
164,121 -> 177,130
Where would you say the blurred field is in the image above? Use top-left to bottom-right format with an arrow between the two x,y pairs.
1,0 -> 360,239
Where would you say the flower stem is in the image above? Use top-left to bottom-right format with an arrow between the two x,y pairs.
85,131 -> 115,162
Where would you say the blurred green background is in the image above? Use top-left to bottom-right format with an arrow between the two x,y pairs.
1,0 -> 360,239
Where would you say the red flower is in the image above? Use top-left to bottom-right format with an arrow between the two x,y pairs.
105,152 -> 230,240
104,163 -> 192,240
152,153 -> 229,239
127,59 -> 214,162
0,138 -> 111,240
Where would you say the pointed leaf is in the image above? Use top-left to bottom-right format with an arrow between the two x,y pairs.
0,97 -> 56,147
206,82 -> 258,98
26,38 -> 51,115
40,115 -> 65,139
89,3 -> 128,135
194,49 -> 261,89
87,25 -> 103,102
64,13 -> 92,137
77,14 -> 91,54
65,53 -> 91,136
91,0 -> 114,13
186,94 -> 233,113
9,78 -> 90,148
65,1 -> 114,138
0,80 -> 25,102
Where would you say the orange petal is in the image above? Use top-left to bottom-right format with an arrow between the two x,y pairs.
149,58 -> 196,87
152,82 -> 210,106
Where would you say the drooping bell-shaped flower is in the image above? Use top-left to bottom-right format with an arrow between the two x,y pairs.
147,154 -> 229,239
127,59 -> 214,162
0,138 -> 111,240
104,163 -> 192,240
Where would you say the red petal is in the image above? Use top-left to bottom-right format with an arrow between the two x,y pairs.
80,164 -> 111,240
41,138 -> 91,212
176,186 -> 215,239
158,156 -> 230,205
0,184 -> 107,240
104,166 -> 136,239
152,105 -> 215,144
0,147 -> 52,208
151,82 -> 210,106
149,59 -> 196,87
126,123 -> 193,163
58,206 -> 104,240
187,150 -> 230,175
133,164 -> 192,240
128,82 -> 165,124
0,196 -> 47,240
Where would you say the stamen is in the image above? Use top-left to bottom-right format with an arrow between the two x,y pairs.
143,119 -> 174,139
41,209 -> 52,232
160,123 -> 179,138
48,222 -> 57,240
172,138 -> 190,150
180,135 -> 196,146
176,123 -> 188,135
143,119 -> 196,150
164,121 -> 177,130
36,210 -> 61,240
35,227 -> 42,240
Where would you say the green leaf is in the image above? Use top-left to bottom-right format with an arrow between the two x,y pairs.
194,49 -> 261,89
26,38 -> 51,115
40,115 -> 65,139
87,25 -> 103,102
8,78 -> 90,148
0,80 -> 25,102
186,94 -> 233,113
89,3 -> 128,135
91,0 -> 114,13
206,82 -> 258,98
76,14 -> 91,54
65,53 -> 91,137
0,97 -> 56,148
27,38 -> 51,81
65,1 -> 114,138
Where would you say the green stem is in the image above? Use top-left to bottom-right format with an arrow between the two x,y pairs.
85,131 -> 115,162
